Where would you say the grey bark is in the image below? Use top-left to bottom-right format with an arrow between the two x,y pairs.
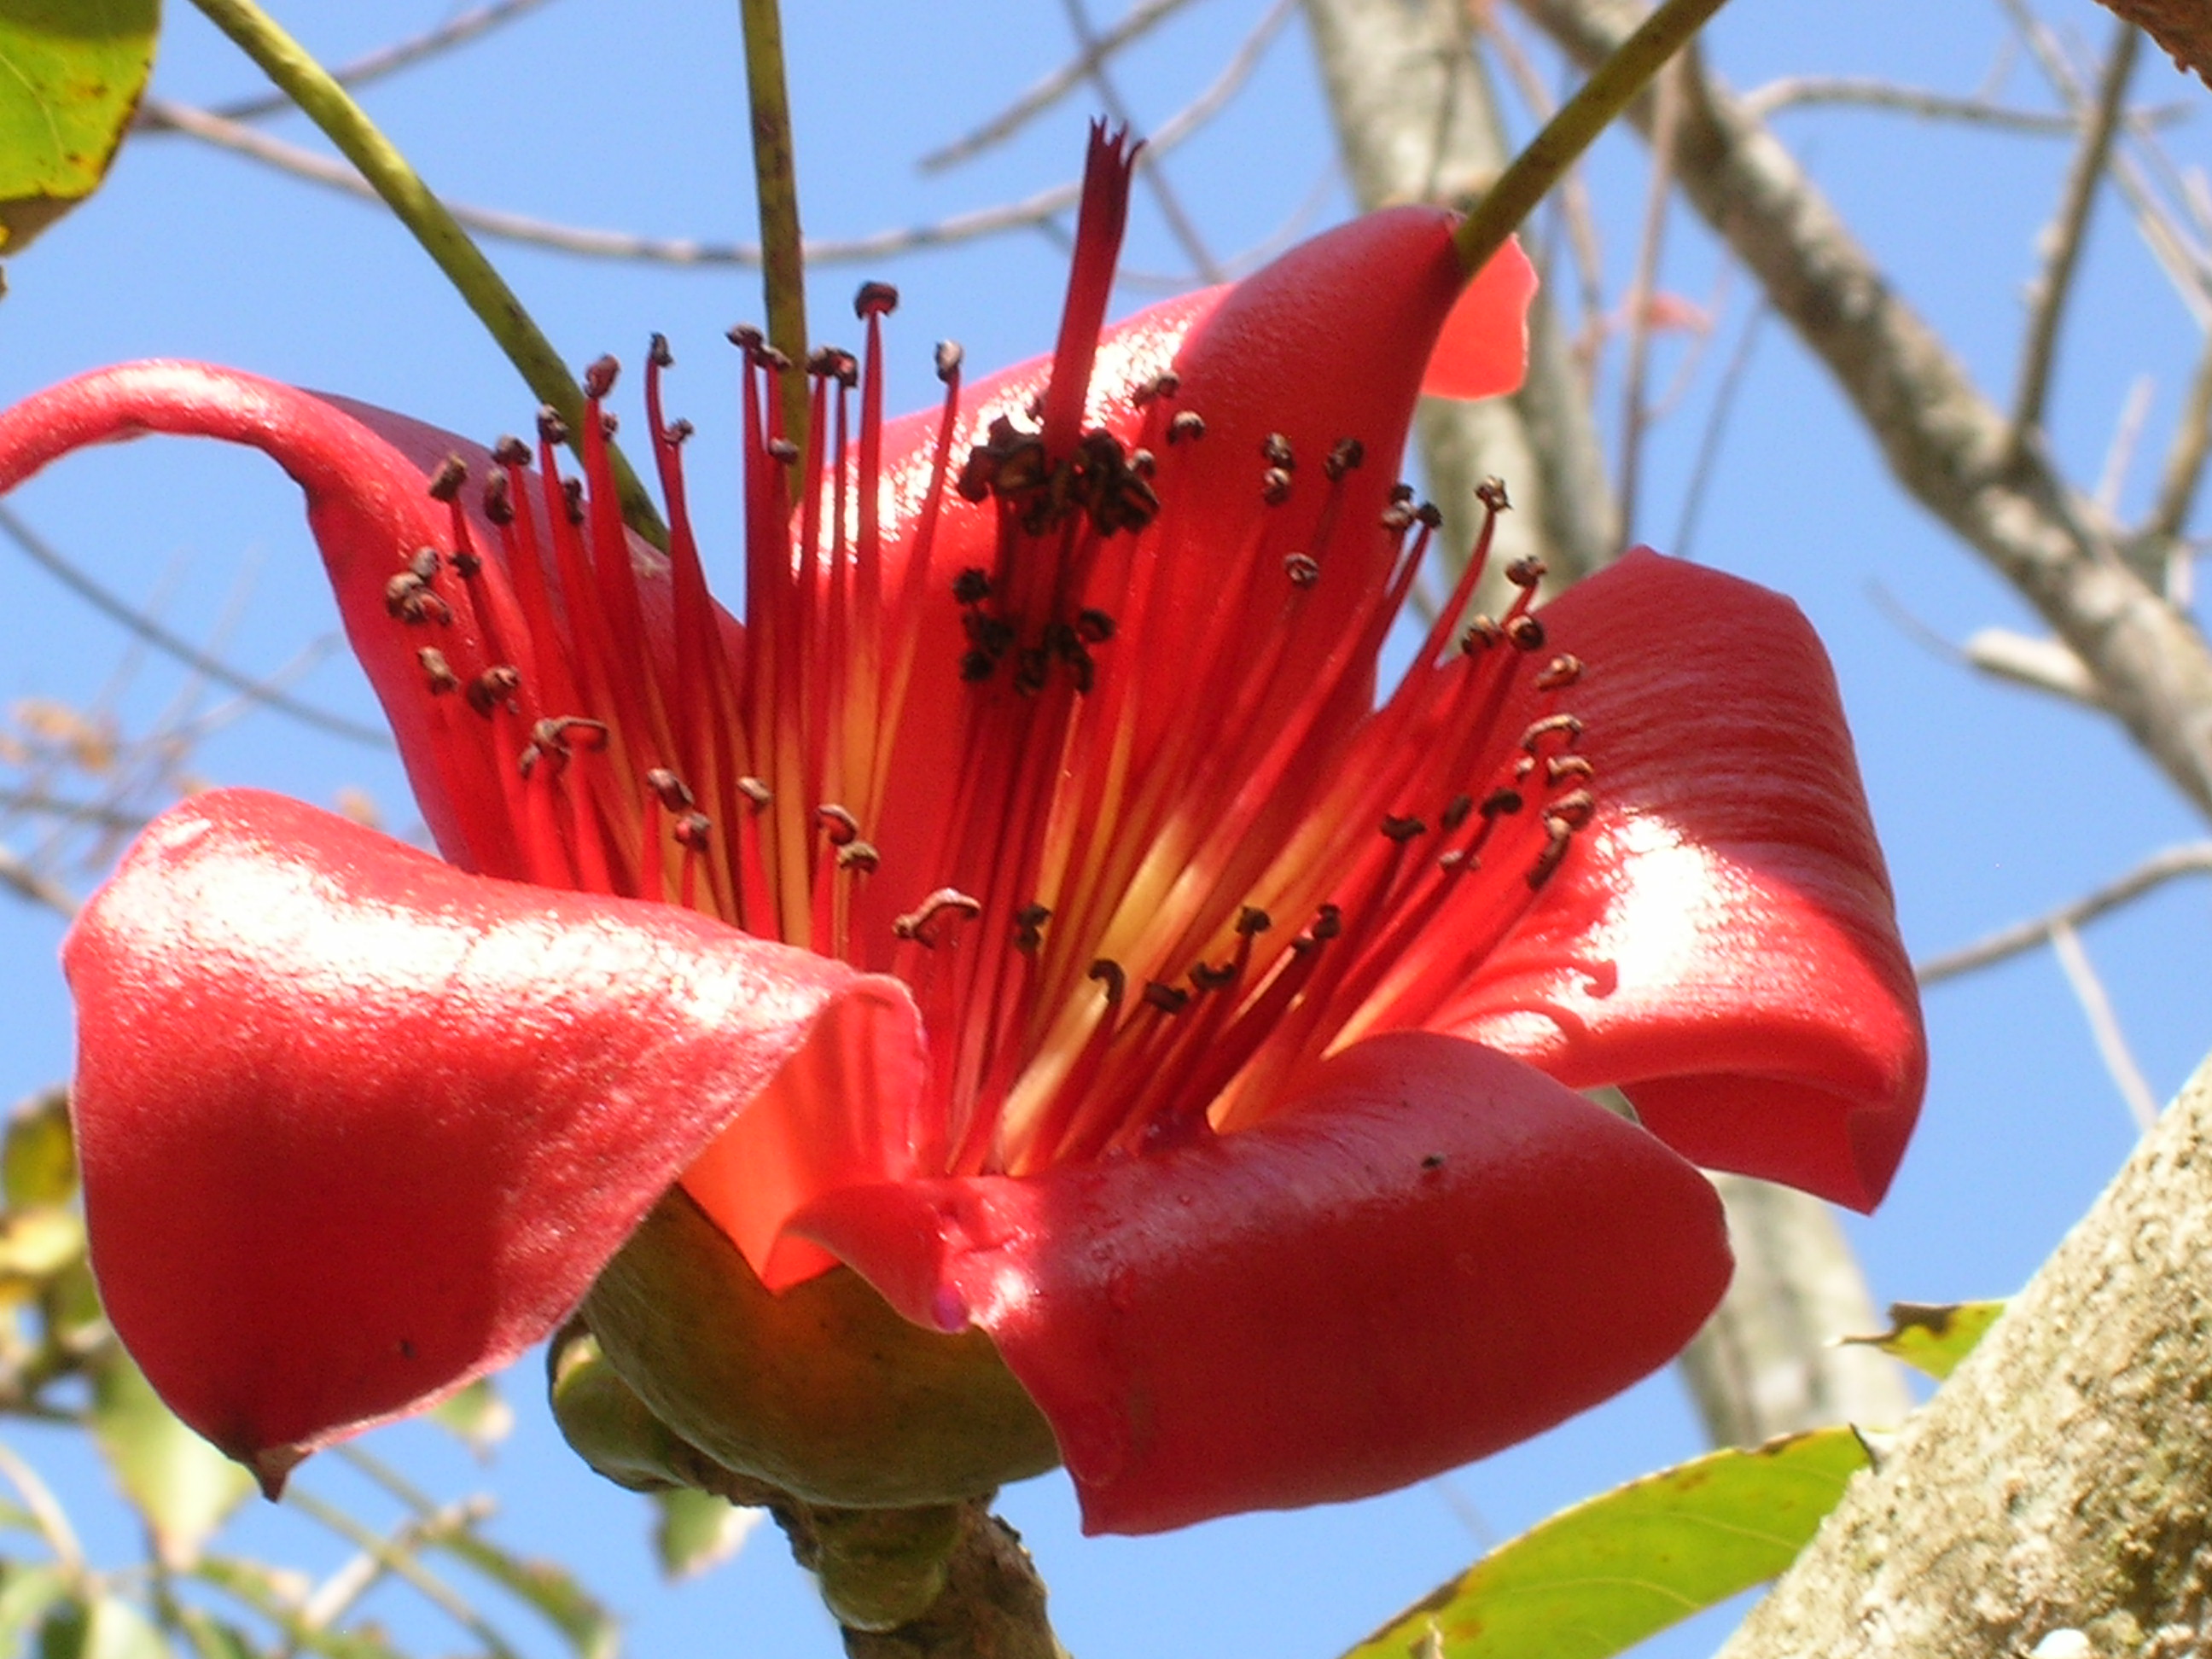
1302,0 -> 1912,1447
1514,0 -> 2212,819
1716,1052 -> 2212,1659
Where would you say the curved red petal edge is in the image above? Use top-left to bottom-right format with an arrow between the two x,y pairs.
793,1031 -> 1731,1536
1450,549 -> 1927,1210
63,788 -> 923,1478
1419,239 -> 1538,400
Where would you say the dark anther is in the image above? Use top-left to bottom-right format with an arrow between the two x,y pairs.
1014,902 -> 1051,953
417,648 -> 458,696
1422,1152 -> 1447,1171
1505,614 -> 1546,652
935,341 -> 964,381
1381,500 -> 1417,533
1076,608 -> 1115,643
466,665 -> 521,716
649,334 -> 674,368
814,803 -> 861,847
737,776 -> 774,809
1535,654 -> 1585,690
1132,370 -> 1180,407
1324,438 -> 1365,480
408,547 -> 441,583
1441,793 -> 1474,830
1476,476 -> 1511,514
1284,553 -> 1320,588
1390,483 -> 1416,503
667,417 -> 695,446
1550,789 -> 1596,829
1519,713 -> 1584,752
1481,787 -> 1525,818
765,437 -> 800,464
383,572 -> 451,626
1064,647 -> 1097,695
1310,903 -> 1344,943
1190,961 -> 1237,992
1167,410 -> 1206,445
427,456 -> 467,503
1142,981 -> 1190,1016
561,478 -> 586,526
1460,615 -> 1503,654
600,411 -> 620,438
757,345 -> 794,375
646,768 -> 695,811
1260,433 -> 1295,469
1260,469 -> 1294,506
1129,448 -> 1156,478
492,434 -> 533,469
1237,905 -> 1272,935
854,281 -> 899,318
1546,754 -> 1595,784
1505,556 -> 1546,589
1528,815 -> 1576,888
837,840 -> 880,873
953,568 -> 992,605
584,356 -> 620,399
1415,502 -> 1444,530
726,323 -> 764,353
808,347 -> 859,388
1013,645 -> 1051,696
538,407 -> 569,445
481,471 -> 515,527
1088,959 -> 1127,1004
1381,813 -> 1427,843
961,649 -> 996,683
893,888 -> 982,947
530,716 -> 609,759
674,812 -> 714,851
453,549 -> 483,579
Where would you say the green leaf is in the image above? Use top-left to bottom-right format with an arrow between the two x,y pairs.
194,1558 -> 403,1659
1842,1300 -> 2005,1381
651,1487 -> 760,1582
425,1377 -> 514,1457
0,1563 -> 70,1650
173,1608 -> 265,1659
0,1206 -> 84,1283
89,1348 -> 253,1568
38,1595 -> 167,1659
1342,1427 -> 1870,1659
3,1090 -> 75,1209
434,1533 -> 618,1659
0,0 -> 160,253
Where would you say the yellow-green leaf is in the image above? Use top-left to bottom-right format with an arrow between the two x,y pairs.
1342,1428 -> 1869,1659
0,0 -> 160,253
0,1206 -> 84,1284
652,1487 -> 759,1582
3,1091 -> 74,1209
426,1376 -> 514,1457
38,1595 -> 166,1659
1842,1299 -> 2005,1381
90,1348 -> 253,1568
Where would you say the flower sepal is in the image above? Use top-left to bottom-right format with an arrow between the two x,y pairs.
583,1186 -> 1060,1510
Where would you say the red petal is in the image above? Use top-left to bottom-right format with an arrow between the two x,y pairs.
1450,550 -> 1925,1209
794,1031 -> 1730,1535
1419,238 -> 1538,400
64,789 -> 922,1480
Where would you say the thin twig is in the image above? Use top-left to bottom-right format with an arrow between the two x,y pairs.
183,0 -> 666,547
1916,841 -> 2212,983
1615,55 -> 1685,548
919,0 -> 1203,172
1671,296 -> 1767,559
0,504 -> 389,748
282,1487 -> 520,1659
0,845 -> 75,918
160,0 -> 554,125
1739,75 -> 2183,134
2047,918 -> 2163,1132
2142,325 -> 2212,544
2094,373 -> 2157,513
0,1440 -> 84,1572
1058,0 -> 1225,281
2008,19 -> 2141,454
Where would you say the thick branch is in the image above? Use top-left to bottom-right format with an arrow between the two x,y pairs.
1720,1051 -> 2212,1658
1515,0 -> 2212,818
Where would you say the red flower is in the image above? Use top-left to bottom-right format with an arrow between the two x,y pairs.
0,131 -> 1922,1536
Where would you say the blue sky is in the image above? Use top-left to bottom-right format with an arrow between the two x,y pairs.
2,3 -> 2208,1655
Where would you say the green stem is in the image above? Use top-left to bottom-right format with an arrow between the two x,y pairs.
186,0 -> 668,549
1452,0 -> 1732,276
737,0 -> 812,458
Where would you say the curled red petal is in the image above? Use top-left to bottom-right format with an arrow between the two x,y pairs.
1450,549 -> 1925,1209
64,789 -> 923,1481
794,1031 -> 1731,1535
1419,239 -> 1539,400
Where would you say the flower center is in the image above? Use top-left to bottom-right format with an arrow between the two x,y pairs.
376,126 -> 1593,1183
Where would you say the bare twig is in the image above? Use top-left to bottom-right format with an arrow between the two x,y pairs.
2008,20 -> 2140,453
1615,56 -> 1685,548
2047,918 -> 2163,1131
0,845 -> 76,918
0,504 -> 387,748
2093,374 -> 2156,513
2142,326 -> 2212,544
1963,626 -> 2109,706
1671,296 -> 1767,559
919,0 -> 1202,172
1917,841 -> 2212,983
1740,74 -> 2183,134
